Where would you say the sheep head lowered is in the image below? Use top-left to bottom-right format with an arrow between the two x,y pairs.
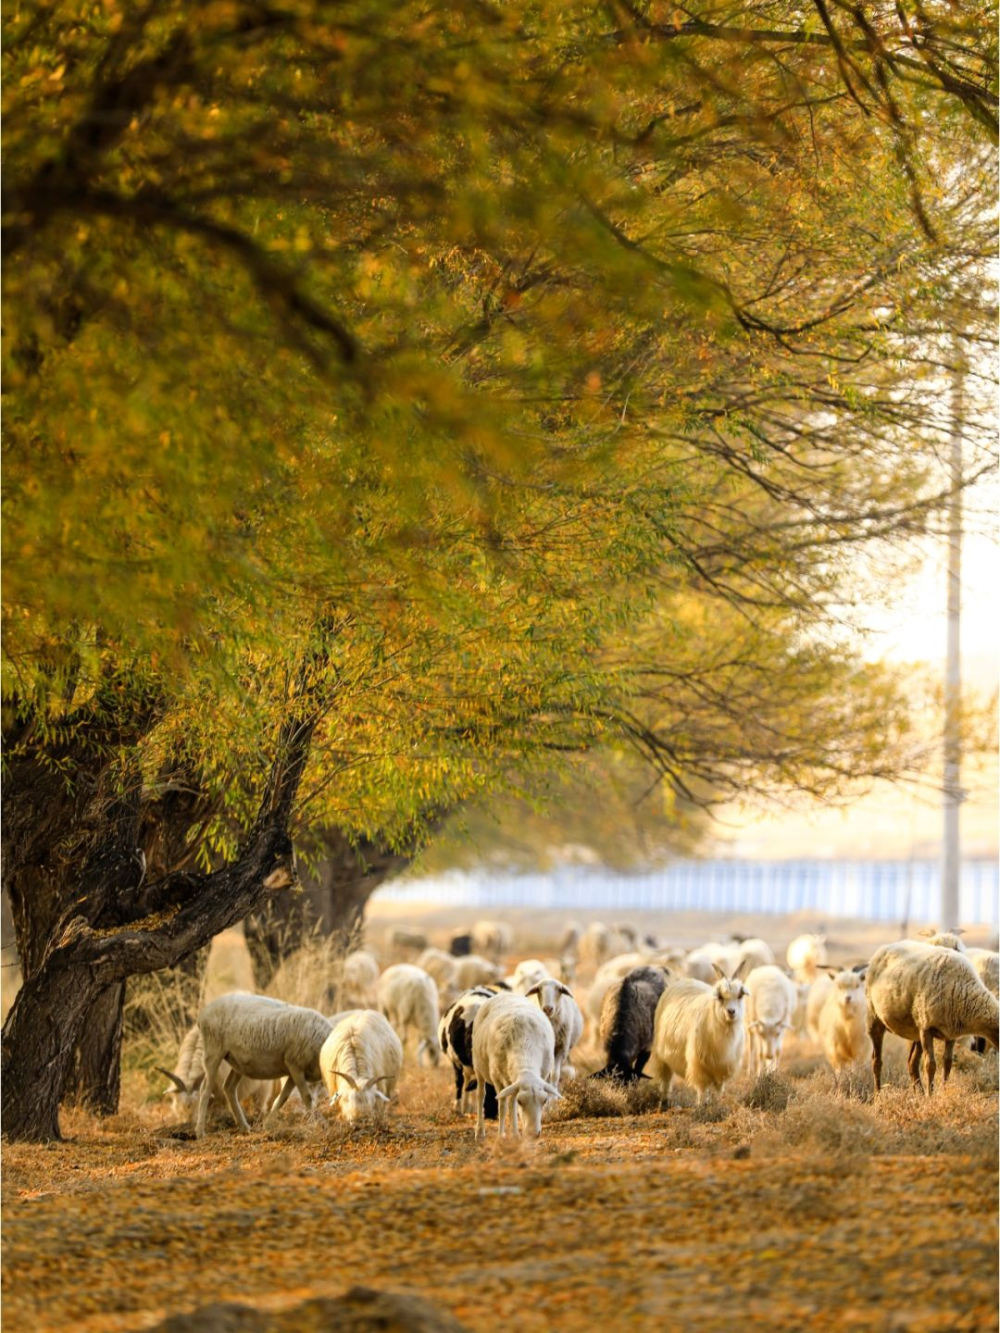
525,978 -> 574,1020
711,966 -> 748,1025
155,1066 -> 205,1116
327,1070 -> 393,1123
497,1073 -> 562,1137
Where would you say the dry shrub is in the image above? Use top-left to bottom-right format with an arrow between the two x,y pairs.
742,1070 -> 794,1112
752,1084 -> 887,1160
547,1074 -> 631,1121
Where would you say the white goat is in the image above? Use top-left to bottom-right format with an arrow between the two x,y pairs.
813,967 -> 870,1089
195,993 -> 332,1137
743,966 -> 797,1076
648,970 -> 748,1105
320,1010 -> 403,1123
866,941 -> 999,1093
786,933 -> 828,983
471,992 -> 561,1139
524,976 -> 583,1085
377,963 -> 441,1066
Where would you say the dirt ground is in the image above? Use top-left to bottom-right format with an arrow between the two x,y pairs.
3,912 -> 998,1332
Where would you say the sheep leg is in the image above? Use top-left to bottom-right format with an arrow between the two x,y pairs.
223,1067 -> 252,1134
920,1031 -> 937,1095
475,1076 -> 487,1141
452,1062 -> 464,1110
906,1040 -> 923,1091
634,1049 -> 651,1078
265,1074 -> 299,1123
195,1053 -> 224,1138
869,1016 -> 886,1093
943,1040 -> 955,1083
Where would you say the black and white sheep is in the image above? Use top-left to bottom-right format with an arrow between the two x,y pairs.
439,986 -> 495,1113
592,966 -> 669,1082
195,993 -> 332,1137
866,941 -> 1000,1094
471,992 -> 561,1139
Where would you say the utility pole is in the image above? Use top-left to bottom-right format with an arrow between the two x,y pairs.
941,343 -> 964,930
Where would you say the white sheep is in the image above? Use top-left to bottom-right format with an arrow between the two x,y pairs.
377,963 -> 441,1066
510,959 -> 551,994
195,993 -> 332,1137
743,966 -> 798,1077
524,976 -> 584,1085
786,933 -> 828,983
452,954 -> 503,990
813,967 -> 871,1089
471,992 -> 561,1139
866,941 -> 1000,1093
156,1025 -> 279,1120
735,937 -> 774,974
387,926 -> 428,959
684,942 -> 741,984
577,922 -> 613,972
340,949 -> 380,1009
416,947 -> 459,998
320,1010 -> 403,1123
966,948 -> 1000,997
648,970 -> 747,1106
471,920 -> 514,962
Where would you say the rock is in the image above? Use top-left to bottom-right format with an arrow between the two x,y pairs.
151,1286 -> 469,1333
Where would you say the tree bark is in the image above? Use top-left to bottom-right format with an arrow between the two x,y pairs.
1,706 -> 315,1142
63,983 -> 125,1115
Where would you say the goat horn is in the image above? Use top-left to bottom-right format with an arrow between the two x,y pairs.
328,1070 -> 359,1090
363,1076 -> 392,1092
154,1067 -> 188,1094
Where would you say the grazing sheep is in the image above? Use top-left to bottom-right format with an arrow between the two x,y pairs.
320,1010 -> 403,1124
744,966 -> 798,1077
471,920 -> 514,962
593,966 -> 669,1082
453,954 -> 503,990
416,947 -> 459,998
685,942 -> 741,984
387,926 -> 428,959
524,976 -> 583,1085
377,963 -> 441,1066
340,949 -> 380,1009
439,986 -> 495,1113
813,967 -> 871,1089
648,970 -> 748,1106
786,933 -> 828,983
866,941 -> 1000,1094
195,994 -> 332,1137
157,1026 -> 280,1120
471,992 -> 561,1139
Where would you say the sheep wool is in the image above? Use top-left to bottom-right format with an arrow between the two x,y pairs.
649,975 -> 747,1105
377,964 -> 442,1066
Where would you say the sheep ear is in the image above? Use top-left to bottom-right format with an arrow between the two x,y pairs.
525,983 -> 543,998
819,965 -> 839,977
374,1090 -> 390,1103
154,1067 -> 188,1094
853,965 -> 869,980
497,1082 -> 520,1101
556,983 -> 573,998
189,1072 -> 206,1093
917,927 -> 936,938
543,1082 -> 562,1099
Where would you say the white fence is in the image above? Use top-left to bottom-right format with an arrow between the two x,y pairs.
378,858 -> 999,925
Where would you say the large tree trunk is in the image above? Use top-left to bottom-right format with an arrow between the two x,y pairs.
63,983 -> 125,1115
1,705 -> 314,1142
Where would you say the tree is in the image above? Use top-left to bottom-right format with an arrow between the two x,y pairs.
3,1 -> 996,1138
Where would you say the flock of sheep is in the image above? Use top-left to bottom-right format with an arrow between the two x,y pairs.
156,917 -> 999,1142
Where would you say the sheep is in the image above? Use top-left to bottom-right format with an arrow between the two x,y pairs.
524,976 -> 584,1085
743,965 -> 798,1077
387,926 -> 428,959
685,942 -> 741,984
966,948 -> 1000,997
558,922 -> 583,956
416,947 -> 459,998
786,933 -> 828,983
471,992 -> 561,1139
510,959 -> 551,994
340,949 -> 380,1009
320,1010 -> 403,1124
156,1025 -> 279,1120
439,986 -> 495,1113
866,941 -> 1000,1094
735,937 -> 774,974
595,949 -> 676,987
647,968 -> 748,1106
577,922 -> 613,972
452,954 -> 503,990
812,967 -> 871,1089
592,966 -> 669,1082
201,926 -> 256,1005
377,963 -> 441,1066
195,993 -> 332,1137
471,920 -> 514,962
921,929 -> 966,952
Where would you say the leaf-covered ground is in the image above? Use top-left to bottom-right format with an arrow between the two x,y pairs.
4,1045 -> 997,1333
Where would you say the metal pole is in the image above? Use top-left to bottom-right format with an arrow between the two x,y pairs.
941,344 -> 964,930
